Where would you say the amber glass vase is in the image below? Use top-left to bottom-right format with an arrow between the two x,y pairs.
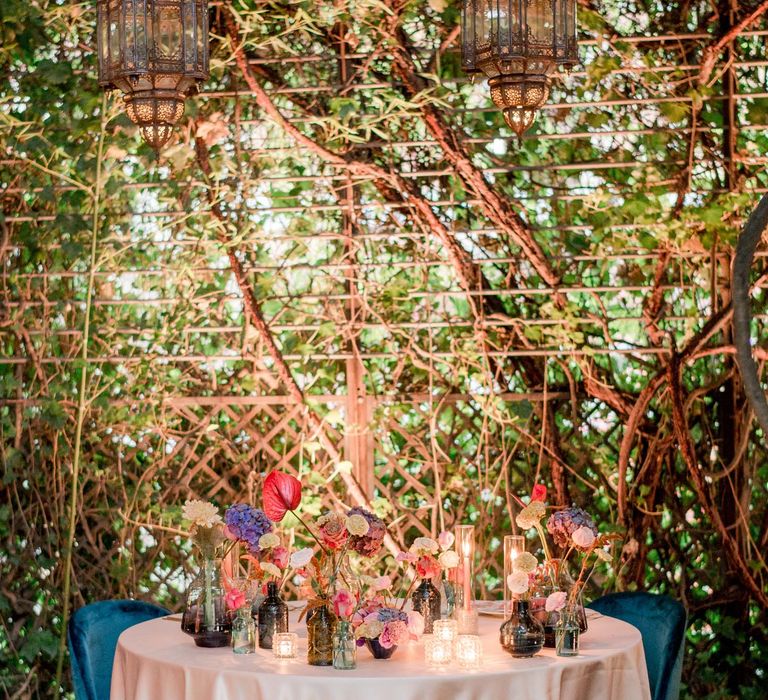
307,602 -> 337,666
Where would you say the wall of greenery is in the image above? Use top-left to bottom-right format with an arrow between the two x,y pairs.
2,0 -> 768,698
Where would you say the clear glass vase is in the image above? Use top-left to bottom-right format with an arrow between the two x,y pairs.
411,578 -> 441,634
231,607 -> 256,654
307,602 -> 337,666
555,606 -> 581,657
181,558 -> 232,648
332,620 -> 357,670
530,559 -> 587,647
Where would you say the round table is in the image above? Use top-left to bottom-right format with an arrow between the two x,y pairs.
110,608 -> 651,700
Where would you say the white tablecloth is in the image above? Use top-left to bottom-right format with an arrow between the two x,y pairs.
111,608 -> 651,700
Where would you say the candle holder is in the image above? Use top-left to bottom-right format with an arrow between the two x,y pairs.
433,619 -> 458,644
455,634 -> 482,670
273,632 -> 298,659
454,525 -> 476,614
425,636 -> 453,668
456,607 -> 479,635
503,535 -> 526,618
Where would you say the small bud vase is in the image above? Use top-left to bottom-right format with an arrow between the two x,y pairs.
499,599 -> 545,658
307,602 -> 337,666
555,606 -> 581,657
332,620 -> 357,670
258,581 -> 289,649
410,578 -> 441,634
231,607 -> 256,654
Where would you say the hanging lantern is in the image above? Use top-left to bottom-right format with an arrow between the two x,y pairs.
461,1 -> 577,135
97,0 -> 210,150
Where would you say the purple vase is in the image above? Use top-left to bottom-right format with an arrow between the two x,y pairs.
365,638 -> 398,659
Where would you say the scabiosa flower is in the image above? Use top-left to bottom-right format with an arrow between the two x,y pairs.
347,507 -> 386,557
224,503 -> 273,554
546,507 -> 598,548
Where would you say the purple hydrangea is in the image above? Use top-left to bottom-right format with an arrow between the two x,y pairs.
377,607 -> 408,623
224,504 -> 273,554
546,507 -> 598,548
347,507 -> 386,557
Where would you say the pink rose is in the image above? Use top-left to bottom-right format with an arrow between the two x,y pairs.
332,588 -> 356,619
545,591 -> 567,613
271,546 -> 289,569
379,620 -> 409,649
396,551 -> 417,563
317,513 -> 349,551
225,588 -> 246,611
415,555 -> 442,579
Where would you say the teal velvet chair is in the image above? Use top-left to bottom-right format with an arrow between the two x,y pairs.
68,599 -> 169,700
588,592 -> 686,700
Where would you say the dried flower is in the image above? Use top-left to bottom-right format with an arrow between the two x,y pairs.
512,551 -> 538,574
410,537 -> 439,555
260,561 -> 282,579
258,532 -> 280,550
507,571 -> 530,595
317,512 -> 349,550
347,507 -> 386,557
546,507 -> 598,548
182,500 -> 222,528
438,550 -> 459,569
516,501 -> 547,530
346,513 -> 370,537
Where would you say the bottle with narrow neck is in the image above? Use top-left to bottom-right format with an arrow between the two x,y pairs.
258,581 -> 288,649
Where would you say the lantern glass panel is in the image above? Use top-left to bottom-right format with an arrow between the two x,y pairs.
156,5 -> 183,60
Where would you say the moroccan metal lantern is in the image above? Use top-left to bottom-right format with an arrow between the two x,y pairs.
461,0 -> 578,135
97,0 -> 209,150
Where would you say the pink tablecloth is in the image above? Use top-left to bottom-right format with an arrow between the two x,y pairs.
110,609 -> 651,700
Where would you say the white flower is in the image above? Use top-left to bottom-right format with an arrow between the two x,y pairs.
182,500 -> 222,528
437,531 -> 455,550
289,547 -> 314,569
261,562 -> 282,578
438,550 -> 460,569
346,514 -> 370,537
572,526 -> 596,549
410,537 -> 439,555
512,552 -> 538,574
545,591 -> 567,613
507,571 -> 530,595
515,501 -> 546,530
356,620 -> 384,640
258,532 -> 280,550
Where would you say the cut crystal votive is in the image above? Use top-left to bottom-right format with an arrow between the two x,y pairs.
425,636 -> 453,668
273,632 -> 298,659
433,619 -> 458,643
456,608 -> 478,635
456,634 -> 482,670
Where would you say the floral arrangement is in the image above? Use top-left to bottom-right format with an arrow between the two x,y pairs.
511,485 -> 618,612
397,533 -> 459,580
352,600 -> 424,650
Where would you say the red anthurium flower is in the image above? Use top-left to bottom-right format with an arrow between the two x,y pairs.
263,470 -> 302,522
531,484 -> 547,502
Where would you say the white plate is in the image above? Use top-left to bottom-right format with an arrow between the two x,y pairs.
475,600 -> 506,617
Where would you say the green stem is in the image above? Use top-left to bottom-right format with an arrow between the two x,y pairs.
53,97 -> 107,699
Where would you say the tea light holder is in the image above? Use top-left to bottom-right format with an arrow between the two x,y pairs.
425,636 -> 453,668
272,632 -> 298,659
455,634 -> 482,670
433,619 -> 458,643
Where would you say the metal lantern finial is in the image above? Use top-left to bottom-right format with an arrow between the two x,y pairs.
97,0 -> 210,150
462,0 -> 577,135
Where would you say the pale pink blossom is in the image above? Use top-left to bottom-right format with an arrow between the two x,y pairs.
379,620 -> 409,649
572,526 -> 597,549
396,551 -> 418,563
407,610 -> 425,638
545,591 -> 568,613
437,531 -> 455,550
332,589 -> 356,619
373,575 -> 392,591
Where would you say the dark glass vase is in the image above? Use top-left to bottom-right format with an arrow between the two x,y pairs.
411,578 -> 442,634
365,637 -> 397,659
258,581 -> 289,649
500,599 -> 545,658
181,558 -> 232,648
307,602 -> 337,666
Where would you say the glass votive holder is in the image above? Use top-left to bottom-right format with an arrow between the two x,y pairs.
273,632 -> 298,659
425,637 -> 453,668
456,608 -> 478,635
433,619 -> 458,643
455,634 -> 482,670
